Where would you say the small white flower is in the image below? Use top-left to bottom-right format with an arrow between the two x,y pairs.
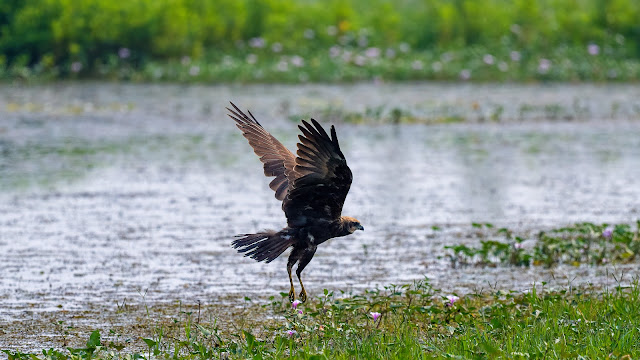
271,42 -> 283,53
365,47 -> 381,58
357,36 -> 368,48
538,58 -> 551,73
277,60 -> 288,72
483,54 -> 494,65
460,69 -> 471,80
290,55 -> 304,67
329,46 -> 341,58
411,60 -> 424,70
70,62 -> 83,73
303,29 -> 315,39
385,48 -> 396,58
510,51 -> 521,62
249,37 -> 266,48
118,48 -> 131,59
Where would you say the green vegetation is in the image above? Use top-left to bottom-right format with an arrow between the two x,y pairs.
446,221 -> 640,267
1,0 -> 640,82
4,280 -> 640,359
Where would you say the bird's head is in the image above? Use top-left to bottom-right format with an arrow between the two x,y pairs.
340,216 -> 364,234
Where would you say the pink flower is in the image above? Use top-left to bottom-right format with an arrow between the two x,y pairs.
286,329 -> 296,337
483,54 -> 494,65
292,300 -> 302,309
602,226 -> 613,239
370,312 -> 381,321
538,58 -> 551,74
118,48 -> 130,59
588,43 -> 600,56
446,295 -> 459,306
459,69 -> 471,80
365,47 -> 381,58
514,242 -> 523,249
298,310 -> 303,314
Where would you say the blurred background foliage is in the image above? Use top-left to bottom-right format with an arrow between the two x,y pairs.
1,0 -> 639,81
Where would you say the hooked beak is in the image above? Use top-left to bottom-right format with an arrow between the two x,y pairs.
357,224 -> 364,231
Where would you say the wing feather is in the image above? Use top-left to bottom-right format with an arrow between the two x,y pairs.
283,119 -> 352,226
228,102 -> 296,201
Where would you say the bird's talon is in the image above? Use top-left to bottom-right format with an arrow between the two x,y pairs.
299,290 -> 307,303
288,289 -> 296,303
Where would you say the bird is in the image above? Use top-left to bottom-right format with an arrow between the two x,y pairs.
227,102 -> 363,303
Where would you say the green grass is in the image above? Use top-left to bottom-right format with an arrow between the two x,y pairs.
4,279 -> 640,359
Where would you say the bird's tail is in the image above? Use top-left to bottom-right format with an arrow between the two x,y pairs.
232,229 -> 295,263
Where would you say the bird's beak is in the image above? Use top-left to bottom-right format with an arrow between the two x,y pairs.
357,224 -> 364,231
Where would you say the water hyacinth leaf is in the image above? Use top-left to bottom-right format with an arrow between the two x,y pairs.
87,330 -> 101,348
142,338 -> 156,348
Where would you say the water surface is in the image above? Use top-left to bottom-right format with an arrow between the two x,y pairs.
1,82 -> 640,348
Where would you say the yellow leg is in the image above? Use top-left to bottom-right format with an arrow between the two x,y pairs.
298,276 -> 307,303
288,266 -> 296,303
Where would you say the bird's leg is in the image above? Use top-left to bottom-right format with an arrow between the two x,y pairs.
287,256 -> 296,303
297,273 -> 307,303
295,247 -> 316,303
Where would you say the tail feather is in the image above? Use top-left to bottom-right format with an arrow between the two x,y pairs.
232,230 -> 295,263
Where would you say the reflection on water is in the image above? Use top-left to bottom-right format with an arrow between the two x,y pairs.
1,83 -> 640,338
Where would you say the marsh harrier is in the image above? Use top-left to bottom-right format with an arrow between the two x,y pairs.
228,102 -> 363,302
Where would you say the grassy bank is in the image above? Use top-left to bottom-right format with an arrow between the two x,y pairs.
4,279 -> 640,359
2,0 -> 640,82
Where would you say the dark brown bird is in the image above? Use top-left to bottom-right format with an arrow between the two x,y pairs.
227,102 -> 363,302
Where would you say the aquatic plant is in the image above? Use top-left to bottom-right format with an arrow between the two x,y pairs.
445,221 -> 640,267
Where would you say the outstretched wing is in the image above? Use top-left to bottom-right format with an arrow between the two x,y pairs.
227,102 -> 297,200
283,119 -> 352,227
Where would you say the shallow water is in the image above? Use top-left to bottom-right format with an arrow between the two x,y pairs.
1,82 -> 640,349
